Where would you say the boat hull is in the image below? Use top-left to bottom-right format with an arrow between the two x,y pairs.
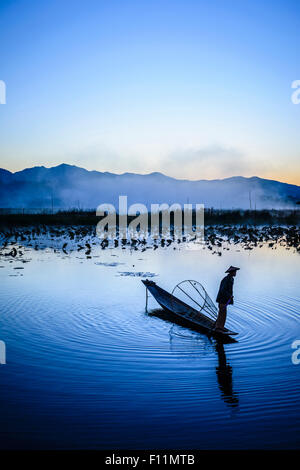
142,279 -> 238,337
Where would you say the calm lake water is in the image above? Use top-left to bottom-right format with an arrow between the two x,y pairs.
0,241 -> 299,449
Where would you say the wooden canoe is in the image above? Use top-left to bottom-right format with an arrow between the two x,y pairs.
142,279 -> 238,337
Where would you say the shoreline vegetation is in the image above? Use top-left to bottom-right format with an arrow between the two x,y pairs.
1,208 -> 300,227
0,209 -> 299,256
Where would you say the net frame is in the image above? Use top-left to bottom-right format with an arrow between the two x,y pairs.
171,280 -> 218,321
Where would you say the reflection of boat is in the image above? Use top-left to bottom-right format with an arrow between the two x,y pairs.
148,308 -> 239,409
142,279 -> 238,339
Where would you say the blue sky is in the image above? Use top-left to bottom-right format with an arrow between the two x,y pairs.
0,0 -> 299,183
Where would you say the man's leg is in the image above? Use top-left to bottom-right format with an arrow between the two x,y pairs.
215,303 -> 227,330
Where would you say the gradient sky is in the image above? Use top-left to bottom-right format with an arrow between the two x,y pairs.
0,0 -> 299,183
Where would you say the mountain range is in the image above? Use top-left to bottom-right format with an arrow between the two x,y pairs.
0,164 -> 299,210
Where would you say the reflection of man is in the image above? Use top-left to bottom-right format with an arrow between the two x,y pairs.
215,341 -> 239,408
214,266 -> 240,333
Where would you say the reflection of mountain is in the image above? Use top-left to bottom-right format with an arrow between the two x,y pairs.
215,341 -> 239,408
1,163 -> 299,209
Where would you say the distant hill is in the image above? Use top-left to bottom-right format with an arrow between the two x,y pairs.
0,164 -> 299,210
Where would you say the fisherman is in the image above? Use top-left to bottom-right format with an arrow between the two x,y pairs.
214,266 -> 240,333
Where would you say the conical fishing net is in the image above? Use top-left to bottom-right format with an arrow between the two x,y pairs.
171,280 -> 218,322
